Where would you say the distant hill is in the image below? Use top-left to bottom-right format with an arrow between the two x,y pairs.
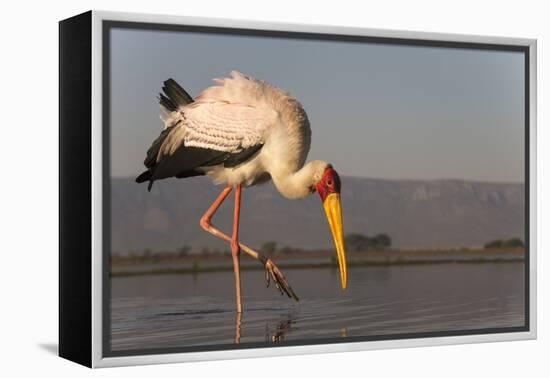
111,176 -> 525,253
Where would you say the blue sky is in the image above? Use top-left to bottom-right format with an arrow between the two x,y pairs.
110,28 -> 525,182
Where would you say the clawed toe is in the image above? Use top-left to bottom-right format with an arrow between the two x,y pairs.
264,259 -> 299,301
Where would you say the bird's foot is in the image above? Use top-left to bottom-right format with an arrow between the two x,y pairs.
264,259 -> 299,301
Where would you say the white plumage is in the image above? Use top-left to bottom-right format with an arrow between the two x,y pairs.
154,71 -> 320,195
179,102 -> 276,152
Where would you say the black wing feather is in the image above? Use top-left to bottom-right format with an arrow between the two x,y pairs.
142,126 -> 178,168
135,170 -> 152,183
223,144 -> 263,167
151,146 -> 228,182
136,142 -> 264,190
175,170 -> 206,179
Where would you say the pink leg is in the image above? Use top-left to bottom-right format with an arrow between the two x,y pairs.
231,185 -> 243,313
199,186 -> 233,243
200,187 -> 299,302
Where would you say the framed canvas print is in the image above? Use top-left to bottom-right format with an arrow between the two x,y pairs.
59,10 -> 537,368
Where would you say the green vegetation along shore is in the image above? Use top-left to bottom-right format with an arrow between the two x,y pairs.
110,248 -> 525,277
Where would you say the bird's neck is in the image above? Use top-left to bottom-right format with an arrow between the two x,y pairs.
271,162 -> 316,200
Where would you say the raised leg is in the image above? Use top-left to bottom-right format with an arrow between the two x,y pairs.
200,187 -> 299,301
231,185 -> 243,313
199,186 -> 233,238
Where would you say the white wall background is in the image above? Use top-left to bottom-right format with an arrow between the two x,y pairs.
0,0 -> 547,376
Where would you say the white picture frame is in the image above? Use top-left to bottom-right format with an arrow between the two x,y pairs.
59,10 -> 537,368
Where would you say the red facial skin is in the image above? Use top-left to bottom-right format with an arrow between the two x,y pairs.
316,167 -> 342,202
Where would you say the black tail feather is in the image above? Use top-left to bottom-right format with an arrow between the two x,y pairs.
158,93 -> 177,112
159,78 -> 193,111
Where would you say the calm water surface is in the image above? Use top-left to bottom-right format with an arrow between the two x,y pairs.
111,263 -> 525,351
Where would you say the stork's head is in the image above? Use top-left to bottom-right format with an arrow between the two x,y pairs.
312,163 -> 348,289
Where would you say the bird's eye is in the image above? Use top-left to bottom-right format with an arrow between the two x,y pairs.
327,179 -> 333,187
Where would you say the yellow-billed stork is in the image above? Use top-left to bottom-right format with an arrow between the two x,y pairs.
136,71 -> 347,313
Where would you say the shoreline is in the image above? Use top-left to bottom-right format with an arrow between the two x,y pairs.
111,248 -> 525,277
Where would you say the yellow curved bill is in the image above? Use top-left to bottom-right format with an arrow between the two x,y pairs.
323,193 -> 347,289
